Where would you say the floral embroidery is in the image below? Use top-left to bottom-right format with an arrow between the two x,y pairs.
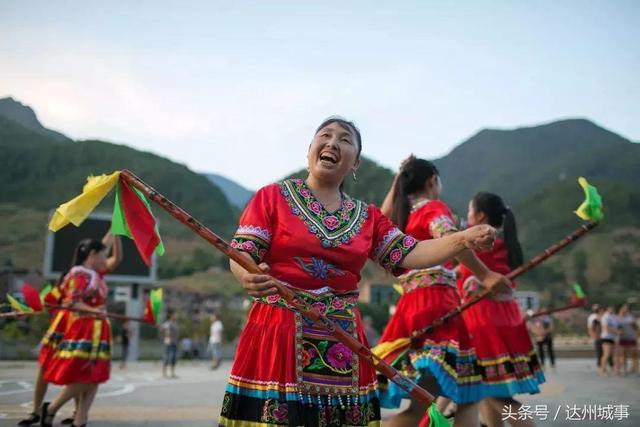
375,227 -> 418,272
294,257 -> 346,280
221,393 -> 231,416
301,348 -> 316,368
429,215 -> 458,238
346,404 -> 363,424
326,343 -> 353,370
255,285 -> 359,318
231,224 -> 271,263
261,399 -> 289,424
399,268 -> 458,294
236,225 -> 272,244
279,179 -> 368,248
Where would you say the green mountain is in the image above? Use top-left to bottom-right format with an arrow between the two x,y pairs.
0,103 -> 239,277
204,173 -> 254,209
0,97 -> 70,142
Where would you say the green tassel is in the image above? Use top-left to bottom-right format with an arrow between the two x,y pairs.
428,404 -> 451,427
573,283 -> 586,299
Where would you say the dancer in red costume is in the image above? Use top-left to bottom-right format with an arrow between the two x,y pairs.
218,118 -> 498,427
457,192 -> 544,427
40,234 -> 122,427
376,157 -> 510,427
18,233 -> 121,427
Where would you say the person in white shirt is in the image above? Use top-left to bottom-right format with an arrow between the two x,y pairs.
209,313 -> 224,370
599,306 -> 619,375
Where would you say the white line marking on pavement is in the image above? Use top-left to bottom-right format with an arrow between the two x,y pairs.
0,387 -> 32,397
96,384 -> 135,398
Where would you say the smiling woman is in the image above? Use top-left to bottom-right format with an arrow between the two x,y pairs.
218,117 -> 497,427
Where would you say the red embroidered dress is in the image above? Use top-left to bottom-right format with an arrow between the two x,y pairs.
376,199 -> 483,406
37,286 -> 69,368
43,266 -> 112,385
218,179 -> 418,427
458,239 -> 545,396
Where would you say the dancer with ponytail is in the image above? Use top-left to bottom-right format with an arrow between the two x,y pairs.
39,233 -> 122,427
18,233 -> 121,427
457,192 -> 544,427
375,157 -> 510,427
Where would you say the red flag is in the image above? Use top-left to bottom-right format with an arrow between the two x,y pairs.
21,284 -> 44,312
143,298 -> 154,324
119,179 -> 161,266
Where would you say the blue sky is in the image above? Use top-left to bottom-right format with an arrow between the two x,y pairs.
1,1 -> 638,189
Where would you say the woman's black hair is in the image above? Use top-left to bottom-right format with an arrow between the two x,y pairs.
56,238 -> 106,285
472,192 -> 524,269
390,158 -> 439,231
315,116 -> 363,159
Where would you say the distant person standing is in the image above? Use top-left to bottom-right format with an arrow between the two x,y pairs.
587,304 -> 604,368
161,310 -> 179,378
617,304 -> 638,375
599,306 -> 618,375
208,313 -> 223,370
119,320 -> 131,370
532,311 -> 555,371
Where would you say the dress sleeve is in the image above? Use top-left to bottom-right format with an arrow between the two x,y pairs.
424,200 -> 458,238
62,272 -> 90,305
229,184 -> 276,264
369,206 -> 418,275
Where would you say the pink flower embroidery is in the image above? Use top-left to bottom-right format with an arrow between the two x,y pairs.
323,215 -> 340,230
266,294 -> 281,304
299,188 -> 311,198
326,343 -> 352,369
242,241 -> 257,252
389,248 -> 403,264
308,201 -> 323,215
402,235 -> 416,248
331,298 -> 345,310
311,302 -> 327,315
343,199 -> 355,211
272,403 -> 288,422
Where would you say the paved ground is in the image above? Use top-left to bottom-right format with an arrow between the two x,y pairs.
0,359 -> 637,426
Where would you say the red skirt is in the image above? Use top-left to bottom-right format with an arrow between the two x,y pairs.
462,297 -> 545,396
219,294 -> 381,427
43,314 -> 112,385
37,310 -> 70,367
376,285 -> 484,405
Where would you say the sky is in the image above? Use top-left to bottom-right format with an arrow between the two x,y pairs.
1,0 -> 639,189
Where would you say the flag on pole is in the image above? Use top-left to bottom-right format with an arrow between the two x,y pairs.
48,171 -> 164,266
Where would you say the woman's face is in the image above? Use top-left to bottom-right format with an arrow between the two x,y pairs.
307,122 -> 360,185
466,200 -> 485,226
86,249 -> 107,272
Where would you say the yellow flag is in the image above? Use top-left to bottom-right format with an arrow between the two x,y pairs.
48,171 -> 121,231
7,294 -> 33,313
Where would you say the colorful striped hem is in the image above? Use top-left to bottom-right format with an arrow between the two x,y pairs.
482,369 -> 546,397
218,415 -> 381,427
226,377 -> 379,404
380,356 -> 484,407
